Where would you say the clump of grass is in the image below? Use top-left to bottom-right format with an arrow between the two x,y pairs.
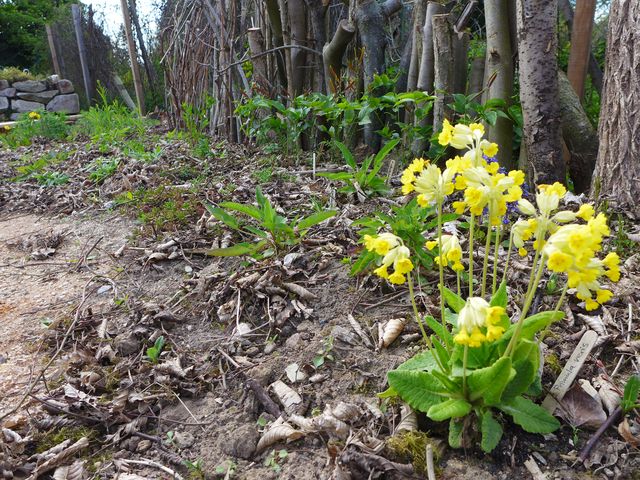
386,431 -> 443,475
0,67 -> 40,83
73,85 -> 149,145
36,426 -> 96,453
1,111 -> 70,147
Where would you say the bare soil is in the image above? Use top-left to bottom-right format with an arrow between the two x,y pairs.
1,133 -> 639,479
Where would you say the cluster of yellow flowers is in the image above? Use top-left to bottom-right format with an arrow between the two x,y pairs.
28,111 -> 41,120
543,215 -> 620,310
454,297 -> 506,347
426,234 -> 464,272
364,233 -> 414,284
365,119 -> 621,344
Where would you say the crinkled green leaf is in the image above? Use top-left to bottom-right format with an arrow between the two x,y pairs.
395,349 -> 438,372
480,410 -> 503,453
498,396 -> 560,433
441,286 -> 465,313
387,370 -> 446,413
501,340 -> 539,401
448,418 -> 464,448
427,399 -> 472,421
467,357 -> 514,405
490,280 -> 508,309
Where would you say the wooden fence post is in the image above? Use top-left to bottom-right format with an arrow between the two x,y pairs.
45,25 -> 62,78
119,0 -> 146,115
71,4 -> 93,103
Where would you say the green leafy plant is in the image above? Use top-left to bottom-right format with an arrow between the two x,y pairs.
74,84 -> 148,145
364,120 -> 621,452
145,336 -> 165,364
264,449 -> 288,473
319,138 -> 399,199
184,458 -> 205,479
622,375 -> 640,413
88,157 -> 119,184
214,460 -> 237,478
205,187 -> 337,257
1,111 -> 70,147
312,336 -> 335,369
32,171 -> 69,186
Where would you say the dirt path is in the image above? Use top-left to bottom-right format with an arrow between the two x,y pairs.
0,213 -> 133,417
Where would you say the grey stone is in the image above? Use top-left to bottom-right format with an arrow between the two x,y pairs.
10,113 -> 20,121
57,79 -> 74,94
220,425 -> 258,459
0,80 -> 8,89
114,332 -> 139,356
46,93 -> 79,114
17,90 -> 58,104
0,88 -> 16,98
13,80 -> 46,93
0,97 -> 8,113
12,99 -> 45,113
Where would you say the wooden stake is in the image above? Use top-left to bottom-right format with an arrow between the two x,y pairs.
71,4 -> 93,103
567,0 -> 596,99
45,25 -> 62,78
119,0 -> 146,115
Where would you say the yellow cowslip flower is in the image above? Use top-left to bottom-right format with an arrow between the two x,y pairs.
3,125 -> 11,132
446,156 -> 472,175
365,234 -> 414,285
577,204 -> 595,221
414,163 -> 455,207
462,166 -> 524,225
426,234 -> 464,272
454,297 -> 506,347
28,111 -> 41,120
400,158 -> 428,195
543,218 -> 619,310
482,142 -> 499,158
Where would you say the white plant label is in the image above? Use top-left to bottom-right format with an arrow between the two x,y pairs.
542,329 -> 599,413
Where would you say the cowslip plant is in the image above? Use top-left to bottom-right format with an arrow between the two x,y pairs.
319,138 -> 399,200
206,187 -> 337,257
370,120 -> 621,452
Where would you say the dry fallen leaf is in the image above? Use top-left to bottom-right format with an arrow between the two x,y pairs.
256,417 -> 304,452
557,382 -> 607,429
618,418 -> 640,448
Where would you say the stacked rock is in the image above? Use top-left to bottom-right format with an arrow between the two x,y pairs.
0,76 -> 80,121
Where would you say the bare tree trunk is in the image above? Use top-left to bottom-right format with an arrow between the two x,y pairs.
567,0 -> 596,99
558,0 -> 603,95
467,55 -> 485,97
591,0 -> 640,217
323,20 -> 356,94
516,0 -> 564,185
287,0 -> 307,96
558,71 -> 598,193
129,0 -> 157,90
304,0 -> 327,93
485,0 -> 514,168
264,0 -> 287,90
248,28 -> 270,93
407,0 -> 428,94
452,32 -> 470,95
432,14 -> 454,134
411,2 -> 445,155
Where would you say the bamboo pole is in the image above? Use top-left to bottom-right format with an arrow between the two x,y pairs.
71,4 -> 93,103
45,25 -> 62,78
119,0 -> 146,115
567,0 -> 596,99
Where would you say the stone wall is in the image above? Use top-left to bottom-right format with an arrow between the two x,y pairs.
0,77 -> 80,121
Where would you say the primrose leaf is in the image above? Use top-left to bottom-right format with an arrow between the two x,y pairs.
448,418 -> 464,448
424,315 -> 452,344
622,375 -> 640,412
297,210 -> 337,231
395,349 -> 438,372
490,280 -> 508,308
480,410 -> 503,453
387,370 -> 446,412
467,357 -> 514,405
218,201 -> 262,221
427,398 -> 472,421
499,310 -> 564,348
501,340 -> 539,401
441,286 -> 465,313
204,243 -> 261,257
498,396 -> 560,433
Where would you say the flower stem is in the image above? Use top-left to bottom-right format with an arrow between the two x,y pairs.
492,222 -> 502,296
462,345 -> 469,397
553,283 -> 568,316
481,221 -> 492,298
468,214 -> 475,298
408,272 -> 447,373
456,271 -> 461,298
501,231 -> 514,285
504,255 -> 546,357
436,201 -> 450,351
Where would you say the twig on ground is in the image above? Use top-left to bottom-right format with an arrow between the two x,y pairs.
578,406 -> 623,463
118,458 -> 185,480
